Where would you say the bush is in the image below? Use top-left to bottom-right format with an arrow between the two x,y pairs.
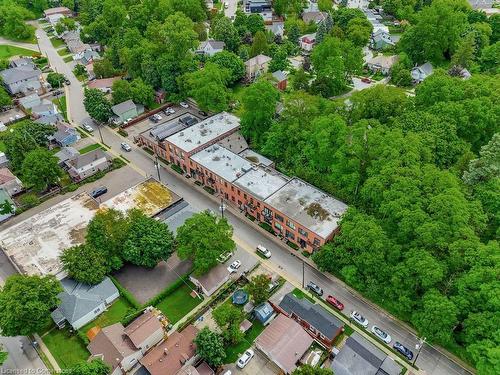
301,250 -> 311,257
287,240 -> 299,250
76,330 -> 90,345
117,129 -> 128,137
109,275 -> 141,309
259,222 -> 275,235
171,164 -> 183,174
19,193 -> 40,208
203,186 -> 215,195
194,180 -> 202,186
245,213 -> 256,221
121,309 -> 143,326
143,147 -> 154,155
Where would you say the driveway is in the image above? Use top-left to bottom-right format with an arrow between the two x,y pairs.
224,349 -> 279,375
224,0 -> 239,20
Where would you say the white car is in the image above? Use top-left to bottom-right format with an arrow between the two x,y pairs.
237,349 -> 254,368
164,107 -> 175,115
82,123 -> 94,132
153,113 -> 162,121
227,260 -> 241,273
180,101 -> 189,108
350,311 -> 369,328
121,142 -> 132,152
371,325 -> 392,344
256,245 -> 271,258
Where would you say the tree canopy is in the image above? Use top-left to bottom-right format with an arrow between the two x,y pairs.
21,148 -> 63,192
194,327 -> 226,367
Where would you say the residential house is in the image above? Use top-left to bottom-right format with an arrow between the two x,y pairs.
110,99 -> 144,125
366,55 -> 399,75
139,325 -> 199,375
54,146 -> 79,166
31,101 -> 58,119
254,302 -> 276,325
302,11 -> 327,24
18,93 -> 41,110
75,49 -> 101,65
0,189 -> 15,223
255,314 -> 314,374
47,13 -> 65,26
67,40 -> 91,55
196,40 -> 225,56
331,332 -> 403,375
0,168 -> 23,197
189,263 -> 230,296
245,54 -> 271,81
61,30 -> 80,44
87,77 -> 121,93
48,122 -> 80,147
411,62 -> 434,83
35,113 -> 64,125
88,309 -> 167,375
51,277 -> 119,330
9,58 -> 34,69
288,55 -> 305,70
64,149 -> 111,182
276,292 -> 344,347
0,152 -> 9,168
0,65 -> 43,95
266,21 -> 285,37
271,70 -> 287,91
44,7 -> 72,18
244,0 -> 273,21
161,200 -> 198,235
300,33 -> 317,52
370,29 -> 394,50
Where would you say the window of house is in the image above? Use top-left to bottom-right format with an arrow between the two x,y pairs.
313,238 -> 321,246
275,222 -> 283,230
298,228 -> 308,237
275,213 -> 284,222
257,202 -> 260,207
224,182 -> 228,188
244,193 -> 247,199
285,230 -> 295,240
238,200 -> 242,206
231,186 -> 234,192
286,220 -> 296,230
263,207 -> 273,217
237,189 -> 240,196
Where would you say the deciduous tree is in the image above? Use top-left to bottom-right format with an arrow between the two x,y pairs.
194,328 -> 226,367
209,51 -> 245,84
61,244 -> 108,285
84,88 -> 112,123
66,359 -> 110,375
21,148 -> 63,192
248,274 -> 271,305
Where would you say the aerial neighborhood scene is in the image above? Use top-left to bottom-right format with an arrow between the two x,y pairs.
0,0 -> 498,375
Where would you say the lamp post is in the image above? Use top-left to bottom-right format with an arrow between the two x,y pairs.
219,197 -> 225,218
413,337 -> 426,366
154,155 -> 161,182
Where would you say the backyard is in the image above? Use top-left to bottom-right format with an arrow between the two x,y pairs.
41,326 -> 89,369
224,320 -> 265,363
80,297 -> 134,334
155,282 -> 203,324
0,45 -> 37,59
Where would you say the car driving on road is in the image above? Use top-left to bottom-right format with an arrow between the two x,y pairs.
371,325 -> 392,344
256,244 -> 271,258
306,281 -> 323,296
121,142 -> 132,152
350,311 -> 369,328
237,349 -> 254,368
393,342 -> 414,360
326,295 -> 344,310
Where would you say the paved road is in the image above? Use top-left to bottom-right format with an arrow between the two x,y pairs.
0,252 -> 47,372
33,23 -> 473,375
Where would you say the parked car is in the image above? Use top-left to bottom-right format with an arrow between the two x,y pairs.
227,260 -> 241,273
326,295 -> 344,311
350,311 -> 369,328
121,142 -> 132,152
180,101 -> 189,108
149,115 -> 159,123
256,244 -> 271,258
393,342 -> 414,360
90,186 -> 107,198
371,325 -> 392,344
306,281 -> 323,296
237,349 -> 254,368
361,77 -> 371,83
64,79 -> 71,85
217,251 -> 233,263
82,123 -> 94,132
198,110 -> 208,116
164,107 -> 175,115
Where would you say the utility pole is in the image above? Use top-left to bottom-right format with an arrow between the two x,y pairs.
413,337 -> 426,366
302,260 -> 305,289
154,155 -> 161,182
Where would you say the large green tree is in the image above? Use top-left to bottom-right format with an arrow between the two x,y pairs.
209,51 -> 246,84
84,88 -> 112,123
194,327 -> 226,367
21,148 -> 63,192
0,275 -> 62,336
212,303 -> 244,345
123,209 -> 174,268
61,244 -> 108,285
177,211 -> 235,276
248,274 -> 271,305
66,359 -> 110,375
292,365 -> 334,375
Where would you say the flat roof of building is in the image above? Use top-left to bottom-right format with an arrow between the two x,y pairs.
234,165 -> 290,201
191,145 -> 253,183
166,112 -> 240,153
0,179 -> 178,277
265,178 -> 348,239
239,149 -> 273,167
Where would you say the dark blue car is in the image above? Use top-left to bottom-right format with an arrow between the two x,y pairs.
393,341 -> 414,360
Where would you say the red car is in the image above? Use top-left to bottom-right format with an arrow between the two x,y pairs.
361,77 -> 371,83
326,295 -> 344,310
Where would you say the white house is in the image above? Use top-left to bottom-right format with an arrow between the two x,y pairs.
367,55 -> 399,75
197,40 -> 225,56
300,33 -> 316,52
411,62 -> 434,83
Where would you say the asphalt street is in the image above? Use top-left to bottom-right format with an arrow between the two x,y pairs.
14,24 -> 475,375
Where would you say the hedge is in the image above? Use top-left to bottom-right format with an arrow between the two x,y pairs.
203,186 -> 215,195
146,275 -> 190,307
287,240 -> 299,250
117,129 -> 128,137
259,222 -> 275,235
109,275 -> 141,309
171,164 -> 183,174
76,330 -> 90,345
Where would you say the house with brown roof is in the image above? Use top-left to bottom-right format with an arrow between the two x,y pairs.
139,325 -> 199,375
88,309 -> 166,375
255,314 -> 314,374
87,77 -> 121,93
0,168 -> 23,197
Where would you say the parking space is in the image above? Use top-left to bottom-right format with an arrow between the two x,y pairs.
0,107 -> 27,125
224,349 -> 279,375
228,246 -> 259,278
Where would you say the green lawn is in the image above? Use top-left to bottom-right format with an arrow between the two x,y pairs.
224,320 -> 265,363
79,143 -> 103,154
63,55 -> 73,63
0,45 -> 37,59
155,283 -> 203,324
57,48 -> 70,56
292,287 -> 315,303
52,96 -> 68,121
42,327 -> 89,369
50,37 -> 65,48
80,297 -> 134,334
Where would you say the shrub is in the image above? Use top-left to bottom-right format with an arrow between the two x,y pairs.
146,276 -> 190,307
171,164 -> 183,174
287,240 -> 299,250
245,213 -> 256,222
203,186 -> 215,195
117,129 -> 128,137
259,222 -> 275,235
19,193 -> 40,208
194,180 -> 202,186
143,147 -> 154,155
301,250 -> 311,257
76,329 -> 90,345
109,275 -> 141,309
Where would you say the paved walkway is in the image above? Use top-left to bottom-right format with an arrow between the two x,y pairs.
0,37 -> 39,52
33,333 -> 60,372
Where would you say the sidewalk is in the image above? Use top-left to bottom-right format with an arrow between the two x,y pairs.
33,333 -> 60,372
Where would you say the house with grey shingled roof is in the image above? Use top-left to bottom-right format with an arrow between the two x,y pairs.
0,65 -> 43,95
197,40 -> 225,56
111,99 -> 144,124
64,148 -> 111,182
51,277 -> 119,329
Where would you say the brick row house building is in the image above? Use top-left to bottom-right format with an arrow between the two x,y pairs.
139,112 -> 347,253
